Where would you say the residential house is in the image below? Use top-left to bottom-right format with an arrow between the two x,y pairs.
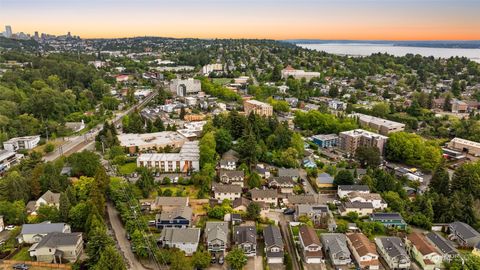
255,164 -> 271,179
250,188 -> 278,206
0,149 -> 21,174
159,228 -> 201,256
232,197 -> 269,216
370,213 -> 407,230
473,242 -> 480,257
268,177 -> 295,194
284,194 -> 317,207
449,221 -> 480,247
20,222 -> 71,244
339,201 -> 374,217
405,232 -> 442,270
28,232 -> 83,263
233,226 -> 257,257
155,206 -> 192,229
347,192 -> 388,210
337,185 -> 370,198
219,150 -> 239,170
278,168 -> 300,182
263,225 -> 284,264
375,237 -> 411,270
218,170 -> 245,187
151,196 -> 189,211
346,233 -> 380,270
295,204 -> 335,231
321,233 -> 352,266
213,184 -> 242,202
317,173 -> 334,188
205,222 -> 229,253
425,232 -> 460,263
298,225 -> 323,264
35,190 -> 60,211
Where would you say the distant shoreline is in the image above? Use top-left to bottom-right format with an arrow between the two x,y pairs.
286,40 -> 480,49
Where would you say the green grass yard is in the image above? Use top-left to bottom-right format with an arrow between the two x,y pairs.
11,247 -> 31,261
118,162 -> 137,175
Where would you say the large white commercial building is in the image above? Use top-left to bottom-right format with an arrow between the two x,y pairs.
3,135 -> 40,152
118,131 -> 187,154
137,141 -> 200,172
202,63 -> 224,75
349,113 -> 405,136
281,66 -> 320,81
169,78 -> 201,97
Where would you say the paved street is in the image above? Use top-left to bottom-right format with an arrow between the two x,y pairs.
106,202 -> 148,270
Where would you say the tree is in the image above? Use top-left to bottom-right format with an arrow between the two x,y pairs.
429,162 -> 450,195
86,227 -> 114,264
92,245 -> 126,270
59,192 -> 70,222
192,250 -> 211,269
372,102 -> 390,117
226,247 -> 248,270
37,204 -> 61,222
333,170 -> 354,186
0,171 -> 30,202
355,146 -> 381,168
215,128 -> 233,155
136,168 -> 155,198
68,151 -> 100,177
247,172 -> 261,189
68,201 -> 89,231
170,249 -> 192,270
200,131 -> 217,167
383,191 -> 405,212
247,202 -> 261,220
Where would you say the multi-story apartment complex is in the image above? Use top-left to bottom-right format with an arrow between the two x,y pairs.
0,150 -> 21,174
448,137 -> 480,156
339,129 -> 388,156
349,113 -> 405,135
244,99 -> 273,117
137,141 -> 200,172
3,135 -> 40,152
169,78 -> 201,97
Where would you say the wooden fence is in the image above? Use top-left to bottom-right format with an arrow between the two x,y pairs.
2,260 -> 72,269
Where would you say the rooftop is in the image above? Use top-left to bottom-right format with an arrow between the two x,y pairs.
159,227 -> 200,243
118,131 -> 186,147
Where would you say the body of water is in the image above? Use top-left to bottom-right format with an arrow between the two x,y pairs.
298,43 -> 480,63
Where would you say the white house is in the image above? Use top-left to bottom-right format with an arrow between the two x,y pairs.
347,192 -> 388,210
20,222 -> 71,244
298,225 -> 322,264
159,228 -> 201,256
3,135 -> 40,152
337,185 -> 370,198
213,185 -> 242,202
346,233 -> 380,270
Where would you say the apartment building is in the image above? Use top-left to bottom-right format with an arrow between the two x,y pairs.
169,78 -> 201,97
3,135 -> 40,152
339,129 -> 388,156
244,99 -> 273,117
448,137 -> 480,156
137,141 -> 200,172
118,131 -> 187,154
281,65 -> 320,81
349,113 -> 405,135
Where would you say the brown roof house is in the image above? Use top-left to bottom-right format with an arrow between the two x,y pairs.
298,225 -> 323,264
405,232 -> 443,270
346,233 -> 380,270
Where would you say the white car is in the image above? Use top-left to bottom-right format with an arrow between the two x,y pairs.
5,225 -> 16,231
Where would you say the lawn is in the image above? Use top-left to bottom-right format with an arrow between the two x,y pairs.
291,225 -> 299,237
156,185 -> 199,199
11,247 -> 31,261
212,78 -> 232,85
118,162 -> 137,175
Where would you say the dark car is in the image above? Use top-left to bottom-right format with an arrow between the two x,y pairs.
283,208 -> 295,215
13,264 -> 29,270
211,255 -> 216,264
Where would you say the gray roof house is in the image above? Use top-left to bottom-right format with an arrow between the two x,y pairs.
268,177 -> 295,194
284,194 -> 317,206
337,185 -> 370,198
205,221 -> 229,253
449,221 -> 480,247
152,196 -> 189,211
218,169 -> 245,187
234,226 -> 257,257
278,168 -> 300,181
159,227 -> 201,256
426,232 -> 460,263
375,237 -> 411,270
250,188 -> 279,206
317,173 -> 334,187
295,204 -> 336,232
299,225 -> 323,264
21,222 -> 71,244
155,206 -> 192,229
320,233 -> 352,266
263,225 -> 284,264
28,232 -> 83,263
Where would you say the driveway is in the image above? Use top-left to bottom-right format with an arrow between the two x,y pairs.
106,202 -> 149,270
245,256 -> 263,270
269,212 -> 301,270
299,169 -> 317,195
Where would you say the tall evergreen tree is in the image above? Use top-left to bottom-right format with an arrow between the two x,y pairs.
429,162 -> 450,195
59,192 -> 70,222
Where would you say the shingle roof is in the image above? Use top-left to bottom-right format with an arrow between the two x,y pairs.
214,184 -> 242,194
39,190 -> 60,205
338,185 -> 370,192
234,226 -> 256,245
205,222 -> 229,244
232,197 -> 251,209
250,188 -> 278,199
263,225 -> 283,248
321,233 -> 351,257
378,237 -> 407,257
286,194 -> 317,205
450,221 -> 480,240
32,232 -> 81,249
154,196 -> 188,207
299,225 -> 321,246
268,177 -> 295,187
158,206 -> 192,220
317,173 -> 333,184
407,232 -> 439,256
426,232 -> 458,256
370,212 -> 404,221
159,227 -> 200,243
278,168 -> 299,178
343,201 -> 374,209
21,222 -> 67,235
219,170 -> 244,178
346,233 -> 377,257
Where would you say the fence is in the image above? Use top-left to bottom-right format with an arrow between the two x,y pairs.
2,260 -> 72,269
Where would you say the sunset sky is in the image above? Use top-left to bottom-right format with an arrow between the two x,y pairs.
1,0 -> 479,40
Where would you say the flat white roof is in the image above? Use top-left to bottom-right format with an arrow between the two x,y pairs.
340,129 -> 388,139
450,137 -> 480,148
118,131 -> 186,147
349,113 -> 405,129
245,99 -> 272,107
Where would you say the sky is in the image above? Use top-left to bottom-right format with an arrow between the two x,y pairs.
1,0 -> 480,40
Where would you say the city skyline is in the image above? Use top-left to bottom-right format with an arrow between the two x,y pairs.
1,0 -> 480,40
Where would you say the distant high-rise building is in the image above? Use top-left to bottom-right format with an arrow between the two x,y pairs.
34,31 -> 39,40
67,31 -> 71,38
5,25 -> 12,38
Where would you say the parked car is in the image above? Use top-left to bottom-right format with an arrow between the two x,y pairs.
218,255 -> 224,265
211,255 -> 216,264
5,225 -> 16,231
13,263 -> 29,270
283,208 -> 295,215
